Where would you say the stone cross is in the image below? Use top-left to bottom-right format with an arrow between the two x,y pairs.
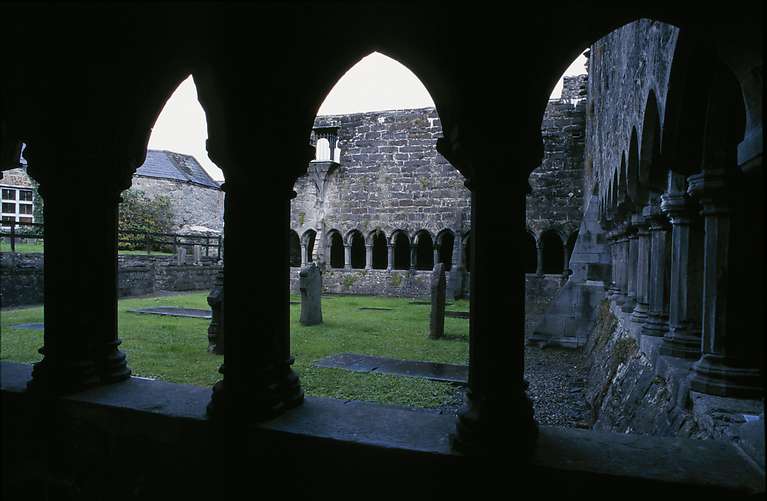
299,262 -> 323,325
429,262 -> 446,339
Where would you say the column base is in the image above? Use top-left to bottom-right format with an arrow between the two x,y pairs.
98,339 -> 132,383
630,302 -> 649,323
641,313 -> 668,337
614,292 -> 628,306
621,295 -> 637,313
450,388 -> 538,456
27,349 -> 100,395
277,357 -> 304,410
690,354 -> 763,399
659,325 -> 701,359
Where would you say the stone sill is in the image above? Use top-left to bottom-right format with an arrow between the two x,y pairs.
1,361 -> 764,494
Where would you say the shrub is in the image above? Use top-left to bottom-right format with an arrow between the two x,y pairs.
118,189 -> 174,251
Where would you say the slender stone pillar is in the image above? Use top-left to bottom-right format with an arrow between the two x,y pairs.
660,172 -> 703,358
409,245 -> 417,271
300,243 -> 308,267
365,244 -> 373,270
386,244 -> 393,271
642,199 -> 671,337
614,222 -> 629,306
433,247 -> 440,269
207,169 -> 303,419
26,143 -> 131,393
562,245 -> 571,277
606,228 -> 620,298
343,244 -> 352,270
535,241 -> 544,276
631,214 -> 650,323
623,220 -> 638,313
686,169 -> 762,397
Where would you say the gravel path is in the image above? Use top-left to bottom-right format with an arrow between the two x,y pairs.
434,346 -> 591,429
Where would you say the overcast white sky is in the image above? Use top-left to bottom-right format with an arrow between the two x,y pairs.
148,51 -> 587,182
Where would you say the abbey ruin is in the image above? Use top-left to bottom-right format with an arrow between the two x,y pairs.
1,3 -> 763,498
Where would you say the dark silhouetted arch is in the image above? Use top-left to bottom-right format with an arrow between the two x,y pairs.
371,230 -> 387,269
414,230 -> 434,270
328,230 -> 344,268
392,231 -> 410,270
437,229 -> 455,271
541,230 -> 564,274
289,230 -> 301,267
348,230 -> 365,269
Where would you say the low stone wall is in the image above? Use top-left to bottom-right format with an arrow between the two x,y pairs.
0,253 -> 44,307
582,298 -> 764,468
1,253 -> 222,307
289,267 -> 451,298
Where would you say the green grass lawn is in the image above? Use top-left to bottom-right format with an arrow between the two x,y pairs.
0,239 -> 173,255
0,293 -> 469,409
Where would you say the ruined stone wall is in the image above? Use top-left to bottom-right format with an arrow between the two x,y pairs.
527,78 -> 586,241
129,176 -> 224,233
585,19 -> 678,209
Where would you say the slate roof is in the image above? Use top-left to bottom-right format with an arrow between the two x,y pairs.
135,150 -> 220,189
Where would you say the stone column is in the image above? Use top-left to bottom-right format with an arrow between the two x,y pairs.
606,228 -> 620,298
631,214 -> 650,323
300,243 -> 308,267
622,219 -> 638,313
386,244 -> 393,271
207,167 -> 304,419
409,245 -> 417,271
450,173 -> 536,456
26,142 -> 131,394
659,172 -> 703,358
433,246 -> 440,269
535,240 -> 544,276
614,222 -> 629,307
642,199 -> 671,337
365,244 -> 373,270
562,245 -> 571,277
343,244 -> 352,270
686,169 -> 762,397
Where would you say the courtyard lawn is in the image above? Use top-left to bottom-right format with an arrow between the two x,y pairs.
0,293 -> 469,409
0,239 -> 174,255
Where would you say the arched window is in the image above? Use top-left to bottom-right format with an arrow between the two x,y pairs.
289,230 -> 301,267
392,231 -> 410,270
302,229 -> 317,263
347,230 -> 365,269
541,230 -> 564,274
437,229 -> 455,271
371,230 -> 387,269
328,230 -> 344,268
525,231 -> 537,273
414,230 -> 434,270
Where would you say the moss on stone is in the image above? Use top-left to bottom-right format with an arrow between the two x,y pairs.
389,272 -> 402,287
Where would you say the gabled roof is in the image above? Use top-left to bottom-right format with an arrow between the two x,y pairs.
136,150 -> 220,189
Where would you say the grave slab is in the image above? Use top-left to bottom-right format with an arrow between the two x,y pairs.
128,307 -> 212,319
314,353 -> 468,384
445,311 -> 469,319
358,307 -> 393,311
10,322 -> 44,330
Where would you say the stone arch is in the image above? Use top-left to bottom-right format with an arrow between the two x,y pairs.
627,126 -> 645,206
326,229 -> 344,268
413,229 -> 434,271
390,230 -> 411,270
288,230 -> 301,267
301,229 -> 317,263
540,229 -> 565,274
345,229 -> 365,269
641,89 -> 664,193
368,229 -> 388,270
436,229 -> 455,271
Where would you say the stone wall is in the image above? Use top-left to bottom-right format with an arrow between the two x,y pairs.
585,19 -> 678,206
524,274 -> 568,336
0,253 -> 221,307
129,176 -> 225,233
582,298 -> 764,468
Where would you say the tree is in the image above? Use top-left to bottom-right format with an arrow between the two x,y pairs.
118,189 -> 174,251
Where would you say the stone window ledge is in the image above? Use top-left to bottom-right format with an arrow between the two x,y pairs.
1,361 -> 764,494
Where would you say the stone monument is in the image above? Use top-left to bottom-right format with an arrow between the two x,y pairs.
299,262 -> 322,325
429,262 -> 446,339
207,269 -> 224,354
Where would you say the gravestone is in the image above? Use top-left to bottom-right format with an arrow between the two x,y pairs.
207,269 -> 224,354
176,246 -> 187,266
193,245 -> 202,265
429,262 -> 446,339
299,262 -> 322,325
